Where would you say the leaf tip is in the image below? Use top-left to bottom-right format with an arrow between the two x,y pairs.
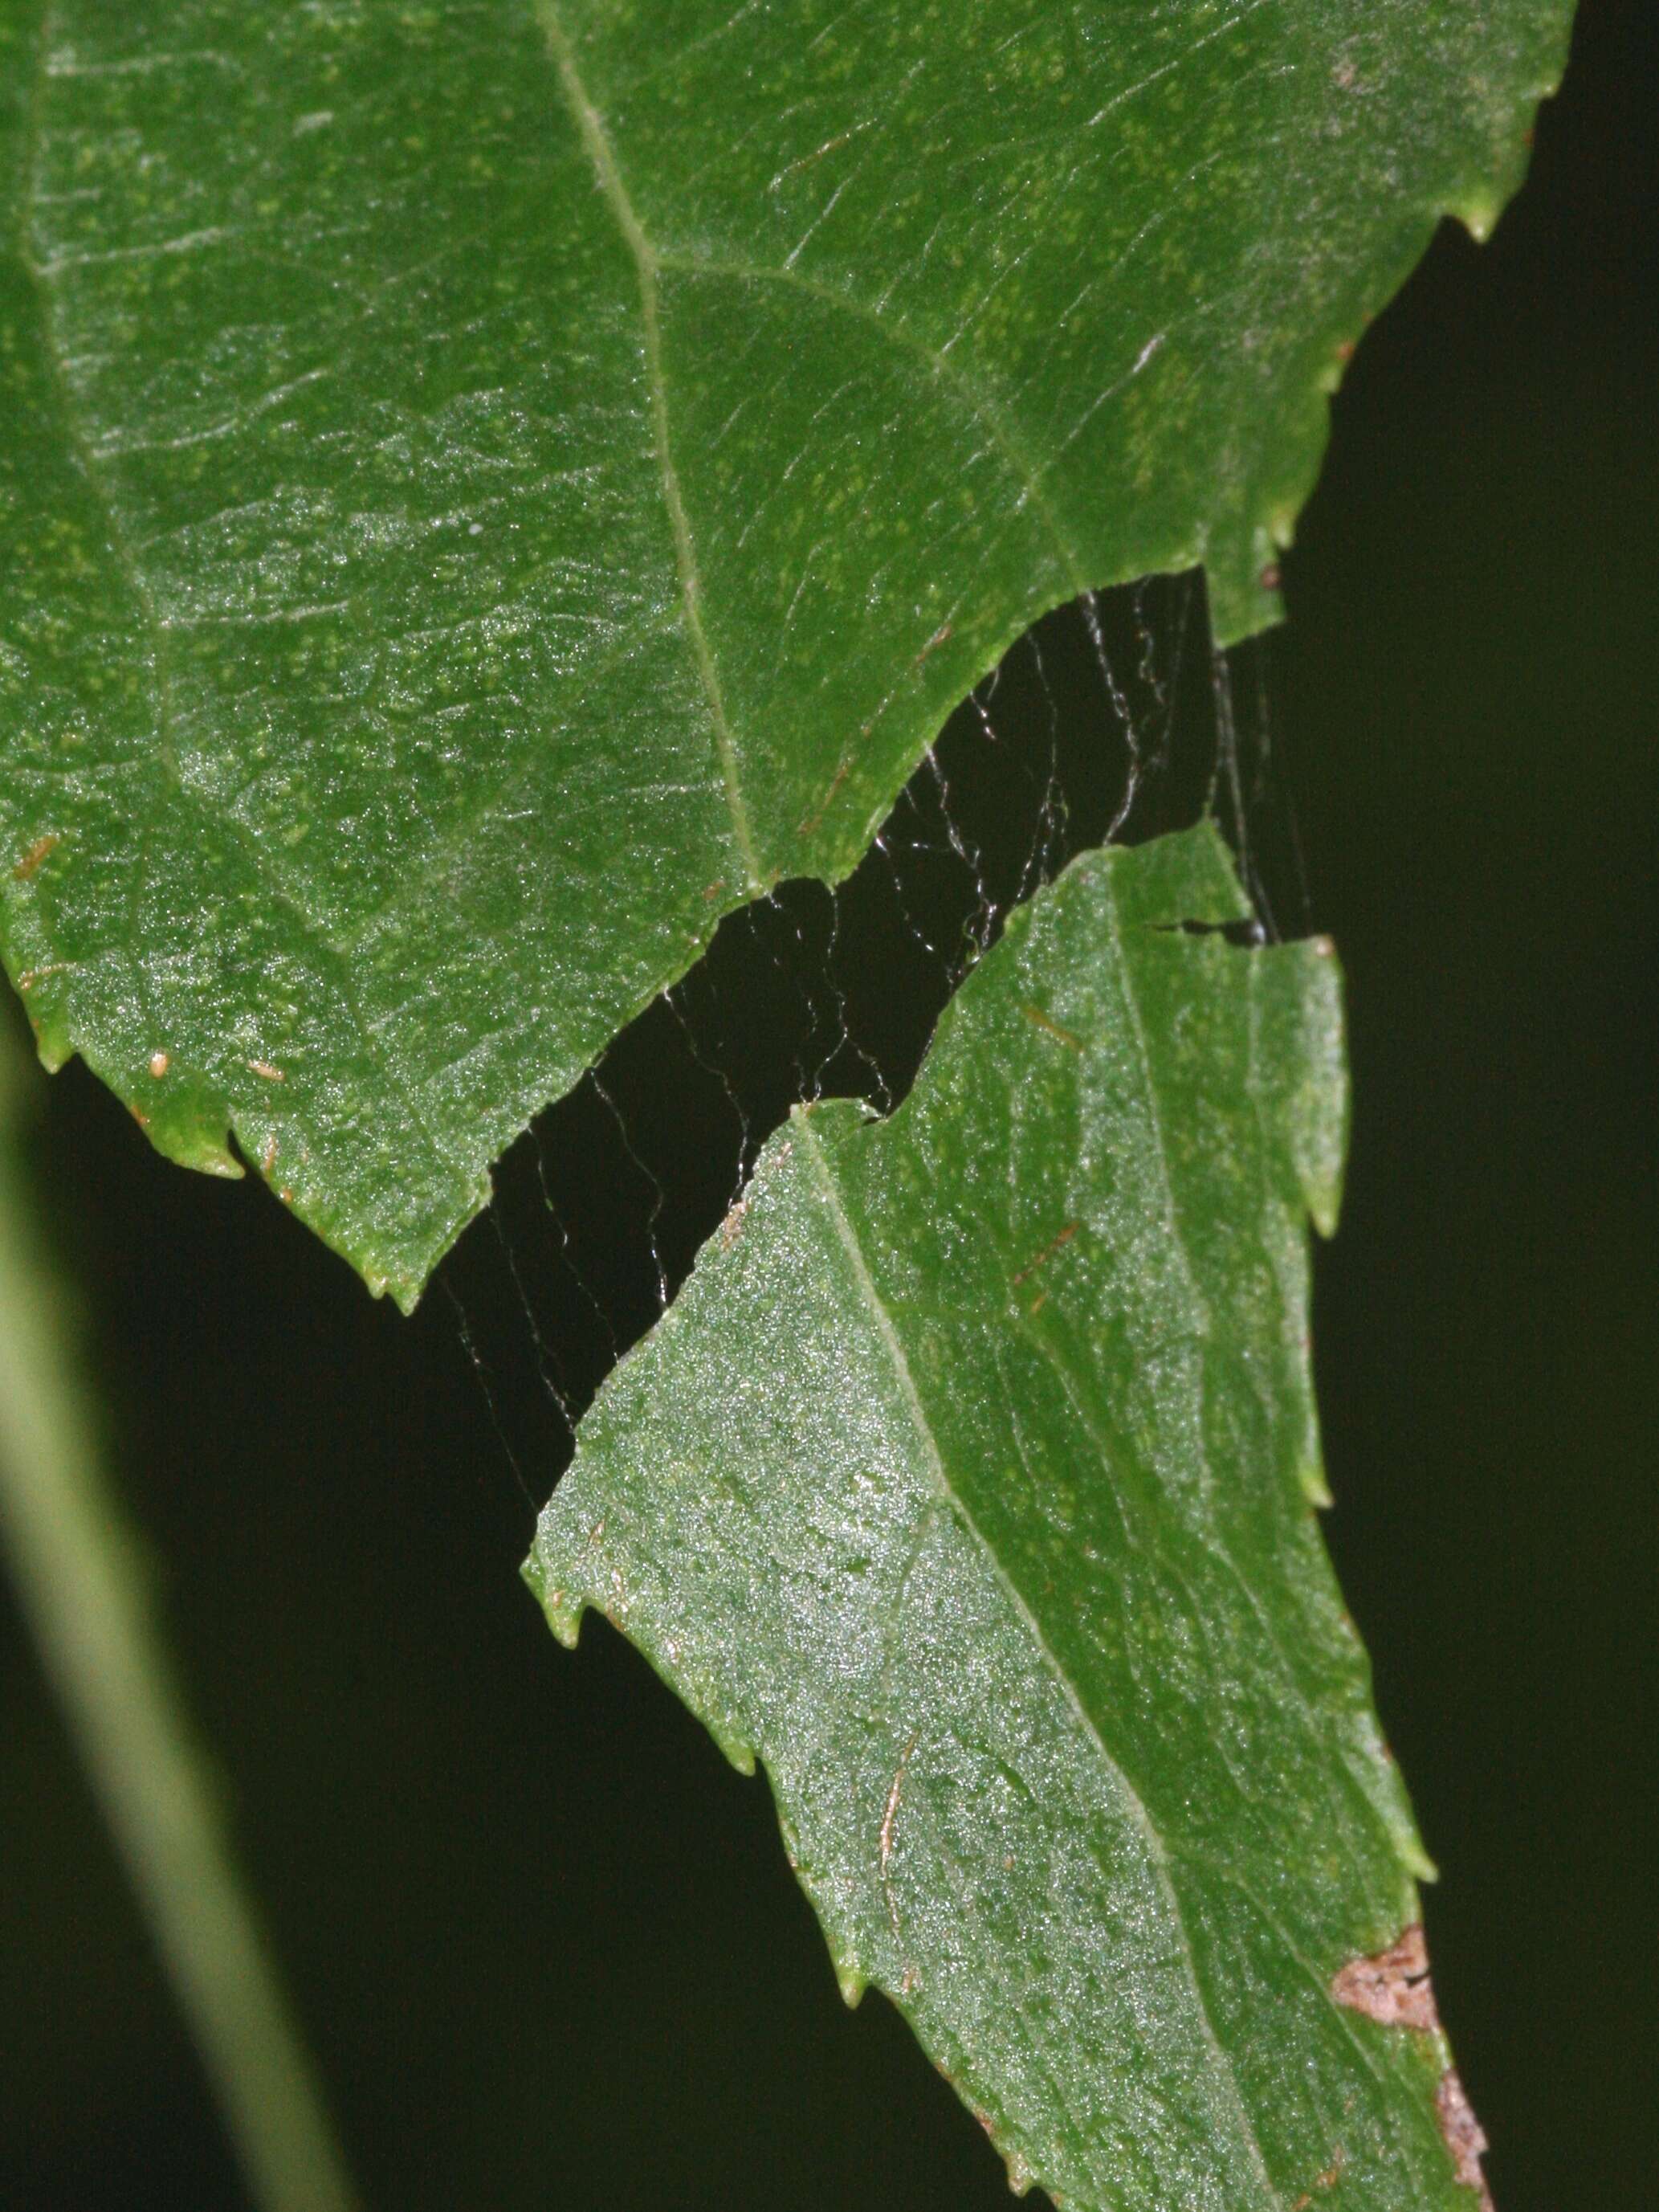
1298,1457 -> 1335,1510
1452,192 -> 1502,245
137,1079 -> 244,1184
1401,1834 -> 1440,1887
707,1718 -> 757,1777
521,1545 -> 585,1650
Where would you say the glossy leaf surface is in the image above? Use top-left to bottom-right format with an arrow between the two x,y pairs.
530,824 -> 1482,2212
0,0 -> 1568,1299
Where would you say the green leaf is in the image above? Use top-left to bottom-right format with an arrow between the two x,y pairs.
0,0 -> 1569,1301
528,822 -> 1486,2212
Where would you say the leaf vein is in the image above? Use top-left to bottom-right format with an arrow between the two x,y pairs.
797,1111 -> 1278,2205
653,246 -> 1090,598
537,2 -> 765,897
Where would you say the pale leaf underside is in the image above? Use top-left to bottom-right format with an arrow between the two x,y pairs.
531,825 -> 1480,2212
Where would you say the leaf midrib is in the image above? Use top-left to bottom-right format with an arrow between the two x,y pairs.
537,2 -> 1100,874
18,0 -> 1098,1088
795,1104 -> 1278,2204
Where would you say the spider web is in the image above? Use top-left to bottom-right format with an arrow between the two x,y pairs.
435,575 -> 1306,1522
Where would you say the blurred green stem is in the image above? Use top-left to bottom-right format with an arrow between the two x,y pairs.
0,1040 -> 361,2212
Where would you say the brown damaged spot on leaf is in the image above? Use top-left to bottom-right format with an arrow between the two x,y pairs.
1334,1932 -> 1494,2201
1331,1922 -> 1439,2030
1011,1220 -> 1079,1289
1290,2144 -> 1346,2210
1437,2069 -> 1494,2210
11,831 -> 59,881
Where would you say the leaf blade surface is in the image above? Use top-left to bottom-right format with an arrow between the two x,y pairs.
531,824 -> 1472,2212
0,0 -> 1571,1294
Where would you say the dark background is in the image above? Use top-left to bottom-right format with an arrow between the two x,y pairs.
2,0 -> 1652,2205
